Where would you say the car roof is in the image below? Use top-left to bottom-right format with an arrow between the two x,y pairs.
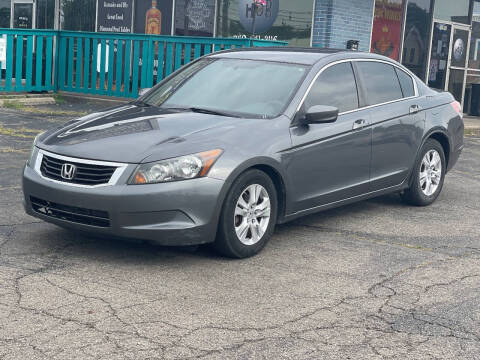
210,47 -> 356,65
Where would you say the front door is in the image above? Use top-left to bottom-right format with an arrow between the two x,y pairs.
428,21 -> 471,107
287,61 -> 372,214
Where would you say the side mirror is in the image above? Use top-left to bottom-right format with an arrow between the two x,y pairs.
303,105 -> 339,124
139,88 -> 151,96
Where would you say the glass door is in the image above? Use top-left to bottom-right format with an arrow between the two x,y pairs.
448,26 -> 470,105
428,22 -> 451,90
428,21 -> 471,106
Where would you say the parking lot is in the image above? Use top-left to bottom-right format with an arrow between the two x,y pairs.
1,106 -> 480,359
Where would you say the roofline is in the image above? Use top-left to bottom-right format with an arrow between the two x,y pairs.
209,47 -> 408,70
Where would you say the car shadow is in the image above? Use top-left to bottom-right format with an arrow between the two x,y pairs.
39,192 -> 406,262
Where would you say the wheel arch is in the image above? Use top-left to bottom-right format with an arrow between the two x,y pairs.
423,128 -> 451,169
217,158 -> 288,224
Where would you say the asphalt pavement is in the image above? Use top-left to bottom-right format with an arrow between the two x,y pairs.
1,106 -> 479,359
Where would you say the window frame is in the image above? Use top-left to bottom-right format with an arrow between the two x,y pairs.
394,67 -> 416,98
296,59 -> 419,117
302,61 -> 360,114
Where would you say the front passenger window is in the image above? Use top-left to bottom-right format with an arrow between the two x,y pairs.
303,62 -> 359,114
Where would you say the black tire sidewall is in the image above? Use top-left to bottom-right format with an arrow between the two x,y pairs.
407,139 -> 446,206
216,170 -> 278,258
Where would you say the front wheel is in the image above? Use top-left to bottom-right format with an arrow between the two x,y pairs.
401,139 -> 446,206
214,169 -> 278,258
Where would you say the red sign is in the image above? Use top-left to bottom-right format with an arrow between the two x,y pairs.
371,0 -> 404,60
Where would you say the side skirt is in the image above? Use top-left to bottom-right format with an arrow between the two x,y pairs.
280,182 -> 409,224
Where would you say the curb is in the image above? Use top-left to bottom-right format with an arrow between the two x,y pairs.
0,97 -> 56,106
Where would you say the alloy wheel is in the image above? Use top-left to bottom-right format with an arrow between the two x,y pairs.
234,184 -> 271,246
419,149 -> 442,197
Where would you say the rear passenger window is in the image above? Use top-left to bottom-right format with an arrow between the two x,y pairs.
304,62 -> 359,113
395,68 -> 415,98
356,62 -> 403,105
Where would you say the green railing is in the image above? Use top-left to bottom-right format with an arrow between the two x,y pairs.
0,29 -> 56,92
0,29 -> 287,98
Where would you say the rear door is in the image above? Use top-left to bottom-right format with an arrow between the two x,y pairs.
287,61 -> 372,214
354,61 -> 425,190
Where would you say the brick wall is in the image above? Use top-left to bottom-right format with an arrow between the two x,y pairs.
312,0 -> 375,52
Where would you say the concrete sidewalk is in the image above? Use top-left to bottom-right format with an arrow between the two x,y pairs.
464,115 -> 480,136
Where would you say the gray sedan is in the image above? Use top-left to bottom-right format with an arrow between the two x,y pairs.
22,48 -> 464,258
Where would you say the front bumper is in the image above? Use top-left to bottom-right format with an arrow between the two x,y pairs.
22,163 -> 226,246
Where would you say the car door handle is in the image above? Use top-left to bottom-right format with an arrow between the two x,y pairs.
352,119 -> 367,130
410,105 -> 422,114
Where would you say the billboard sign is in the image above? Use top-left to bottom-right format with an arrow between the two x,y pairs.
96,0 -> 134,33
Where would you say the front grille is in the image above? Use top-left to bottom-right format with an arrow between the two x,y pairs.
40,154 -> 117,186
30,196 -> 110,227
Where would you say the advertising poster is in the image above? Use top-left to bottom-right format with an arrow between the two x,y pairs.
134,0 -> 173,35
371,0 -> 405,60
174,0 -> 215,37
96,0 -> 134,33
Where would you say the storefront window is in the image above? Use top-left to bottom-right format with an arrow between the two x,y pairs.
371,0 -> 405,60
175,0 -> 215,37
60,0 -> 96,31
0,0 -> 10,28
433,0 -> 471,25
216,0 -> 314,46
401,0 -> 433,81
37,0 -> 55,29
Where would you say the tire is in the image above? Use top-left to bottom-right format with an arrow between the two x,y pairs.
401,139 -> 446,206
214,169 -> 278,258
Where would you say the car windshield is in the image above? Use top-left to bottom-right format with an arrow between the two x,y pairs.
142,58 -> 308,118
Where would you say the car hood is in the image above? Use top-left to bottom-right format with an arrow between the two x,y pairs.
37,104 -> 253,163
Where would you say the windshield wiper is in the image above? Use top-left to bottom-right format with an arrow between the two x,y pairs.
189,107 -> 239,117
164,106 -> 239,118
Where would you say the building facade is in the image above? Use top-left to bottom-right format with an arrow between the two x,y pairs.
1,0 -> 480,114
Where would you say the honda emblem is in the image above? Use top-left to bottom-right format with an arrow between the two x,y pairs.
60,163 -> 76,180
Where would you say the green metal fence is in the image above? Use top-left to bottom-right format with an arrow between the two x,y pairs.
0,29 -> 287,98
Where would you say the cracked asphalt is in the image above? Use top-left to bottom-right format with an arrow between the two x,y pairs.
1,106 -> 479,359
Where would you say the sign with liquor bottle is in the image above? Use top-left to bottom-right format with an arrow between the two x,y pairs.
134,0 -> 173,35
371,0 -> 405,60
96,0 -> 134,33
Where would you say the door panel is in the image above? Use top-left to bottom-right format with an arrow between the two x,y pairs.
287,110 -> 372,214
369,100 -> 425,190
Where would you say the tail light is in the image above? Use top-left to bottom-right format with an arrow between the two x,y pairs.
451,101 -> 463,117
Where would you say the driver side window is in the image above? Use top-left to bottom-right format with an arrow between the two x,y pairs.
304,62 -> 359,114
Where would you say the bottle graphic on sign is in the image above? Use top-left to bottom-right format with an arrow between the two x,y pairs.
146,0 -> 162,35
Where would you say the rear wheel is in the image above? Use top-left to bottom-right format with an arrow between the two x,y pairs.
401,139 -> 446,206
214,169 -> 277,258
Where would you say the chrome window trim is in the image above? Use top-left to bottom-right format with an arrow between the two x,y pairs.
34,149 -> 129,188
296,58 -> 420,116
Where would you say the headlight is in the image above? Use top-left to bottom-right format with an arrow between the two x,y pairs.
129,149 -> 223,185
27,132 -> 44,167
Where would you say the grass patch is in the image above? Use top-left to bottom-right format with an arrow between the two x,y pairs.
0,125 -> 42,139
54,94 -> 66,104
2,100 -> 24,110
24,108 -> 88,116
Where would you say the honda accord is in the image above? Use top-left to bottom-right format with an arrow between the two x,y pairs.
22,48 -> 464,258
